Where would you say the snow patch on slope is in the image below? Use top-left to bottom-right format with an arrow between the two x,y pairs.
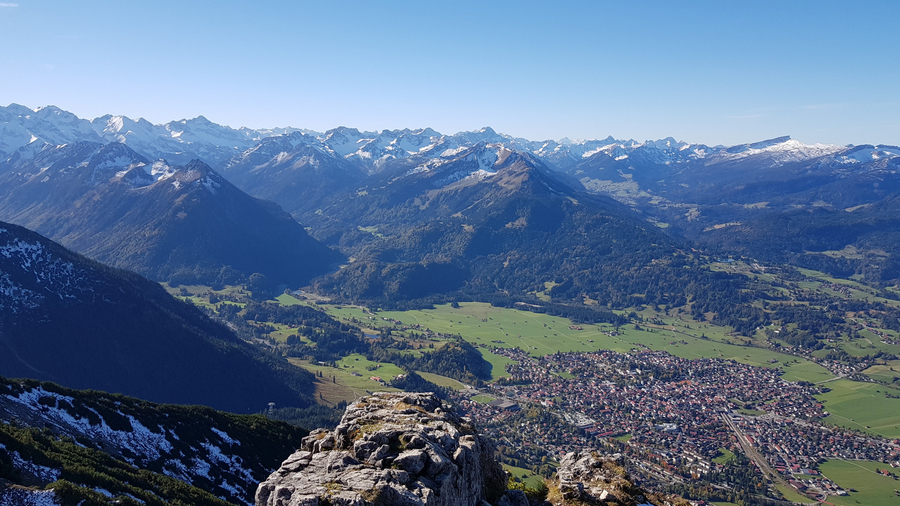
0,228 -> 99,312
3,387 -> 174,462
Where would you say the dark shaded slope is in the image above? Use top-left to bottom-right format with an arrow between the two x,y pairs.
0,221 -> 314,413
698,193 -> 900,284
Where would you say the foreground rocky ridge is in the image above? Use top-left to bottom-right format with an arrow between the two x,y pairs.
256,392 -> 513,506
257,393 -> 685,506
546,452 -> 688,506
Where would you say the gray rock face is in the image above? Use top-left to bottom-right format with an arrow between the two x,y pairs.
256,392 -> 510,506
551,451 -> 649,506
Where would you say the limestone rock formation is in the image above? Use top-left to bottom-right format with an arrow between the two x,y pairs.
547,452 -> 688,506
255,392 -> 522,506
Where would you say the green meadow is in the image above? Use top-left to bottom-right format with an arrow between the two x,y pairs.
417,371 -> 467,390
329,302 -> 833,384
289,353 -> 404,404
818,460 -> 900,506
503,464 -> 546,489
773,484 -> 811,504
325,301 -> 900,436
816,379 -> 900,438
712,448 -> 736,464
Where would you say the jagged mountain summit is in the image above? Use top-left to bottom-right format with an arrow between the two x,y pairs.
0,103 -> 310,167
221,131 -> 367,215
7,104 -> 896,183
256,392 -> 514,506
6,102 -> 900,288
0,141 -> 342,286
0,220 -> 316,412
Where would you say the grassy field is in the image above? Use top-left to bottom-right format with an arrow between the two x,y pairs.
773,484 -> 811,504
861,361 -> 900,384
818,460 -> 900,506
162,283 -> 248,309
816,379 -> 900,438
503,464 -> 546,489
712,448 -> 736,465
332,302 -> 834,384
417,371 -> 467,390
274,293 -> 306,305
479,349 -> 519,381
288,353 -> 404,404
797,268 -> 900,306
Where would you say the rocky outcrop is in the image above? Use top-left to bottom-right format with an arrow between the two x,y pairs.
547,452 -> 688,506
256,392 -> 523,506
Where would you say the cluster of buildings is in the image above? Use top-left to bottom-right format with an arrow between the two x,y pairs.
456,348 -> 900,500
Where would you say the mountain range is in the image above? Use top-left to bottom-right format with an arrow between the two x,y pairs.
4,102 -> 900,291
0,140 -> 341,287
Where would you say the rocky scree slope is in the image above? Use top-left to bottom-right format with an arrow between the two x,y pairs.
255,392 -> 520,506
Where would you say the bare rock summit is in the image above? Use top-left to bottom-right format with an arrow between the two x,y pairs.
255,392 -> 522,506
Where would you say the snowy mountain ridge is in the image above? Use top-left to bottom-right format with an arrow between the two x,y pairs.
3,104 -> 898,178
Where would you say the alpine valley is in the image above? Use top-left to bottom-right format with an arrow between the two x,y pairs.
2,104 -> 900,506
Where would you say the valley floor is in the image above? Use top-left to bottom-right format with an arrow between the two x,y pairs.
164,261 -> 900,504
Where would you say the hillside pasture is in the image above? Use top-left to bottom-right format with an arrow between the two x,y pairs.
289,354 -> 403,404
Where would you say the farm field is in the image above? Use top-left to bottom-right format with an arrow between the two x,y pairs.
797,268 -> 900,305
817,459 -> 900,506
773,485 -> 810,504
862,361 -> 900,384
330,302 -> 834,384
816,379 -> 900,438
162,283 -> 248,309
274,293 -> 306,305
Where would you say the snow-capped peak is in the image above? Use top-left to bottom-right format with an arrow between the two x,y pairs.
715,137 -> 843,163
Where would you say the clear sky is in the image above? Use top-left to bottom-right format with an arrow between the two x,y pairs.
1,0 -> 897,146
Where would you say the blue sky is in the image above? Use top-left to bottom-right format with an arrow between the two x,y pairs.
1,0 -> 897,146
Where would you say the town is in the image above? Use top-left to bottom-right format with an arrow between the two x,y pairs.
456,348 -> 900,503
